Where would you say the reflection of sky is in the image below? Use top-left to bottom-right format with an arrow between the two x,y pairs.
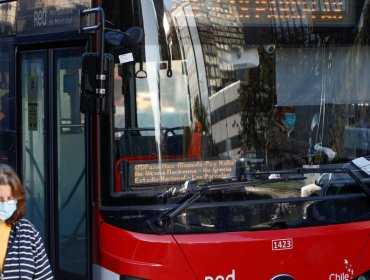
163,0 -> 173,11
139,111 -> 188,130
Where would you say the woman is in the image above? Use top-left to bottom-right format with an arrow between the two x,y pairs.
0,164 -> 53,279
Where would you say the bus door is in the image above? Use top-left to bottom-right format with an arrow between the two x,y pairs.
19,46 -> 88,280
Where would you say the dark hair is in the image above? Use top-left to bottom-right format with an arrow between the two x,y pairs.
0,164 -> 26,224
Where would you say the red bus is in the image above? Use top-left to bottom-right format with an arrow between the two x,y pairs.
0,0 -> 370,279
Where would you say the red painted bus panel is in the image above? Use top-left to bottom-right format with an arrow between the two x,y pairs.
99,223 -> 195,279
99,221 -> 370,279
355,234 -> 370,277
174,221 -> 370,279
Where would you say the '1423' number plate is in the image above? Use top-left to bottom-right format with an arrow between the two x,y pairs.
272,238 -> 293,250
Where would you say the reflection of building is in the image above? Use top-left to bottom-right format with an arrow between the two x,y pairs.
171,2 -> 207,121
171,0 -> 355,100
171,0 -> 246,128
186,0 -> 245,95
209,81 -> 241,159
0,2 -> 16,35
170,0 -> 361,159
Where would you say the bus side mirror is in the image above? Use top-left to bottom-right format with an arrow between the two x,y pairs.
80,52 -> 114,114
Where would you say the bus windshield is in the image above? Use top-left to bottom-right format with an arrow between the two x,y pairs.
99,0 -> 370,233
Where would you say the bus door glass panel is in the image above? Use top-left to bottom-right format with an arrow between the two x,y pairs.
20,51 -> 47,240
55,48 -> 86,278
0,38 -> 15,166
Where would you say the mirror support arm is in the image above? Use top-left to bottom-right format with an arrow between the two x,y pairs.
80,8 -> 106,100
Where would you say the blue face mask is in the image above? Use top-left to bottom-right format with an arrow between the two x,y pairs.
0,200 -> 17,221
283,113 -> 296,128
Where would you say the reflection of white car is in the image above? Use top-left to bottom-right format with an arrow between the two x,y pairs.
301,172 -> 358,197
301,173 -> 333,197
268,174 -> 281,180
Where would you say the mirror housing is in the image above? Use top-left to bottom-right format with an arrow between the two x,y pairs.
80,52 -> 114,114
105,27 -> 144,47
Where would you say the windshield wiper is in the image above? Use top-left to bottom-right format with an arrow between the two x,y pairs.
157,190 -> 203,227
148,178 -> 243,233
159,177 -> 238,201
152,171 -> 316,233
148,166 -> 370,233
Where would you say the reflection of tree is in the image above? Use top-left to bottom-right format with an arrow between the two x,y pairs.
238,52 -> 310,169
238,53 -> 276,164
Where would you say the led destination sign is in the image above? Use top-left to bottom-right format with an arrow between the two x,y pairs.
232,0 -> 355,28
129,160 -> 236,185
